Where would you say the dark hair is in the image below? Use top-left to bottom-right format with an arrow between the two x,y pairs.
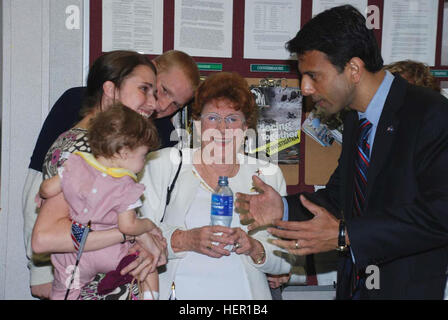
88,104 -> 159,158
286,5 -> 383,73
81,50 -> 157,117
192,72 -> 258,129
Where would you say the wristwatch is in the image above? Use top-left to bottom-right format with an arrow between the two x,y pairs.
336,220 -> 348,252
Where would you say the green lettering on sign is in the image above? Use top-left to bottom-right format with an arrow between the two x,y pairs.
250,64 -> 290,73
197,63 -> 222,71
430,70 -> 448,78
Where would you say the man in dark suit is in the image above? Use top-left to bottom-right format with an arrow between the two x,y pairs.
236,5 -> 448,299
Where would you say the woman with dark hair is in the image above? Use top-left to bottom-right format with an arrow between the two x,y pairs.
42,51 -> 158,180
139,72 -> 292,299
24,50 -> 200,299
31,50 -> 167,299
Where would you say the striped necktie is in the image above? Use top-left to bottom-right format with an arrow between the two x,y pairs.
353,118 -> 372,217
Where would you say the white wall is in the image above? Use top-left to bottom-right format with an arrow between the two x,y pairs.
1,0 -> 86,299
0,0 -> 3,167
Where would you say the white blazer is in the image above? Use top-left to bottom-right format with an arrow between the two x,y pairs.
140,148 -> 294,300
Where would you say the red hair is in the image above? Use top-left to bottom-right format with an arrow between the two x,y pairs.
192,72 -> 258,129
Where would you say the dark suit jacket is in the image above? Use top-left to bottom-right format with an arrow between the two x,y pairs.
286,75 -> 448,299
29,87 -> 178,172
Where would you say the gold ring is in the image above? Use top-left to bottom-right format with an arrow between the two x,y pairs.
295,241 -> 299,249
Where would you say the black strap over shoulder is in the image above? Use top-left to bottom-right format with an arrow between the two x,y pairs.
161,149 -> 183,222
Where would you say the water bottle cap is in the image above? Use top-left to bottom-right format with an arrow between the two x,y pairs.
218,176 -> 228,186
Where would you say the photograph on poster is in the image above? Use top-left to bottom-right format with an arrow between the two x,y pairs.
249,86 -> 302,163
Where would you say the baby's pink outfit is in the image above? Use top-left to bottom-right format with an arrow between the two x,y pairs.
50,154 -> 145,300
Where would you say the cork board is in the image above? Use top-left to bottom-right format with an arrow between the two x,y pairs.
305,135 -> 341,186
279,164 -> 299,185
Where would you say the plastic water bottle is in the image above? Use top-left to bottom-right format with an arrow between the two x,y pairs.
210,176 -> 233,227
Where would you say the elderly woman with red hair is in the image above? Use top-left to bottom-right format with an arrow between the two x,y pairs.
140,72 -> 293,299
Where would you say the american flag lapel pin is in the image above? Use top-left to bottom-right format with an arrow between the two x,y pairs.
386,125 -> 395,133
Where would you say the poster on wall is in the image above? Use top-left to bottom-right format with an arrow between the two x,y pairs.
243,0 -> 301,60
381,0 -> 438,66
102,0 -> 164,54
312,0 -> 368,17
174,0 -> 233,58
248,86 -> 303,164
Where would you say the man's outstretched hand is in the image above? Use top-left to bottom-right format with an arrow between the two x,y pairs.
268,195 -> 340,255
235,175 -> 284,231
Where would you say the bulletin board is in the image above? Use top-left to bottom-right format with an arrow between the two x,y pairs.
89,0 -> 447,195
89,0 -> 299,79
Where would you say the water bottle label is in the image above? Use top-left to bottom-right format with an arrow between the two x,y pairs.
211,194 -> 233,217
